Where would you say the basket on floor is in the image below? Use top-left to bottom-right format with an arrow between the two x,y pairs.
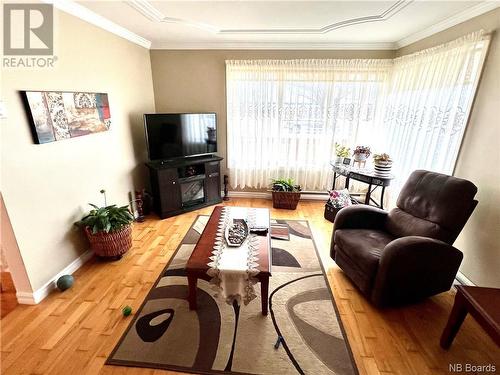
272,191 -> 301,210
324,197 -> 358,223
84,224 -> 132,257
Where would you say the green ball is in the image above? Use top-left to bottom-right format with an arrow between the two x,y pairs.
56,275 -> 74,291
122,305 -> 132,317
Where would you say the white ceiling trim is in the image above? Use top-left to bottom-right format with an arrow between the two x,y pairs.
128,0 -> 412,35
46,0 -> 500,51
150,41 -> 396,50
127,0 -> 219,32
396,1 -> 500,48
45,0 -> 152,49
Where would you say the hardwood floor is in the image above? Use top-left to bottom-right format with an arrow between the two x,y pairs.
1,199 -> 498,375
1,272 -> 18,319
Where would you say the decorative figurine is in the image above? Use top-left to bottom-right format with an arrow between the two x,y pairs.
134,190 -> 145,222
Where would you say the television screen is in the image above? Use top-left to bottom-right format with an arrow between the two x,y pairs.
144,113 -> 217,160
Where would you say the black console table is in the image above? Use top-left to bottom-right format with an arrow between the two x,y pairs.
147,155 -> 223,219
331,163 -> 394,209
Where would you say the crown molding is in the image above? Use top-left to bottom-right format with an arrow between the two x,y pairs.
150,41 -> 397,50
396,1 -> 500,48
129,0 -> 412,35
41,0 -> 500,52
44,0 -> 152,49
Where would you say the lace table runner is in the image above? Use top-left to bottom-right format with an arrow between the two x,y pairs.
207,207 -> 268,305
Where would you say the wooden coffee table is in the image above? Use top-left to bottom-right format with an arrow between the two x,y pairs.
185,206 -> 272,315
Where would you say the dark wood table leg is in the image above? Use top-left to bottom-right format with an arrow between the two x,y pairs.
261,275 -> 269,316
187,274 -> 198,310
380,186 -> 386,210
332,172 -> 337,190
440,291 -> 468,349
365,183 -> 372,205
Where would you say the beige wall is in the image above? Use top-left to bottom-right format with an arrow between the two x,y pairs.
149,49 -> 394,178
1,10 -> 155,292
399,8 -> 500,287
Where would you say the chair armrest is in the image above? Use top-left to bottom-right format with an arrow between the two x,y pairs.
333,205 -> 388,231
372,236 -> 463,307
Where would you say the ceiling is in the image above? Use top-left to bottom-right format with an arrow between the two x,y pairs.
65,0 -> 500,49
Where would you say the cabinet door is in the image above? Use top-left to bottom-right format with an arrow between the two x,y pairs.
158,168 -> 181,212
205,162 -> 221,202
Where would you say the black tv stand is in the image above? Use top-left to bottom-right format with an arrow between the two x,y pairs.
146,155 -> 223,219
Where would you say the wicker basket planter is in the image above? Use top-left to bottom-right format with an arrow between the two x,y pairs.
271,191 -> 301,210
324,197 -> 358,223
84,224 -> 132,258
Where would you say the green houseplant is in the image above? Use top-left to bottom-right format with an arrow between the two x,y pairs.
334,143 -> 350,164
270,178 -> 302,210
78,190 -> 134,259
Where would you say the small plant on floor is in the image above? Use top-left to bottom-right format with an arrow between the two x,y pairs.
77,190 -> 134,259
79,203 -> 134,234
271,178 -> 301,192
78,189 -> 133,234
270,178 -> 302,210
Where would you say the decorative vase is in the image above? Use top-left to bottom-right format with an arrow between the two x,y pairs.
335,156 -> 344,165
354,153 -> 369,162
374,160 -> 393,177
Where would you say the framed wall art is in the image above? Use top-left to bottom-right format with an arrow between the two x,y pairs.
22,91 -> 111,144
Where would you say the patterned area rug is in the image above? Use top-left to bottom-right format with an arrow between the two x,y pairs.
107,215 -> 358,375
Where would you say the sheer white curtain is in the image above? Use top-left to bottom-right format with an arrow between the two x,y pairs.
382,30 -> 490,191
226,31 -> 489,192
226,59 -> 392,190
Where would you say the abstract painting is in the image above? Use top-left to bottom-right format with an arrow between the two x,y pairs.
22,91 -> 111,144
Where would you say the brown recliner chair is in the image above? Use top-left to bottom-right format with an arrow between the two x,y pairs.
331,170 -> 478,307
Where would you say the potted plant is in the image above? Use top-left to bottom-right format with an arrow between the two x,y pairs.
373,153 -> 393,176
334,143 -> 350,164
77,190 -> 134,259
270,178 -> 302,210
353,146 -> 371,162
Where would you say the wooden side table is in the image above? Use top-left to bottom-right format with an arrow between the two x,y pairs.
331,164 -> 394,209
440,285 -> 500,349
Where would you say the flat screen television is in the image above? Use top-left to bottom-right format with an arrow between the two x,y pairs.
144,113 -> 217,161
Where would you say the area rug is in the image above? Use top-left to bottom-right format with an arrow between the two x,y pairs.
107,215 -> 358,375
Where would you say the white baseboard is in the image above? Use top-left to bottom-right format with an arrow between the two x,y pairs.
455,271 -> 476,286
16,250 -> 93,305
226,190 -> 328,201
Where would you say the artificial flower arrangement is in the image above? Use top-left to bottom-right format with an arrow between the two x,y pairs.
328,188 -> 353,209
353,146 -> 371,161
373,153 -> 392,163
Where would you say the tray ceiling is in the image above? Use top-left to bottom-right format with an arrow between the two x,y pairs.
69,0 -> 499,49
